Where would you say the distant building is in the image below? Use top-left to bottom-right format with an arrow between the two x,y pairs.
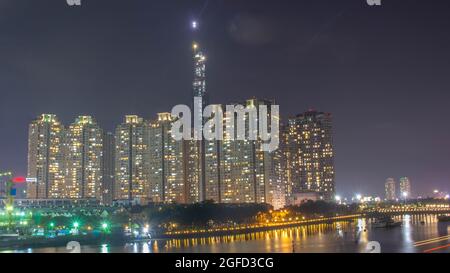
399,177 -> 411,199
65,116 -> 103,199
114,115 -> 150,203
385,178 -> 396,201
284,110 -> 335,201
27,114 -> 65,199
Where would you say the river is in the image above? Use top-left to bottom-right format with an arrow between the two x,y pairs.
2,214 -> 449,253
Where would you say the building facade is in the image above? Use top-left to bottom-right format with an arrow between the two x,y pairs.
284,110 -> 335,201
198,99 -> 285,208
399,177 -> 411,199
101,132 -> 115,205
385,178 -> 396,201
65,116 -> 103,199
27,114 -> 66,199
114,115 -> 150,202
148,113 -> 186,203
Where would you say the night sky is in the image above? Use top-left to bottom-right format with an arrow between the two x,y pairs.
1,0 -> 449,198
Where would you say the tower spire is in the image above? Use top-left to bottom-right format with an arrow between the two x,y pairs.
191,19 -> 208,202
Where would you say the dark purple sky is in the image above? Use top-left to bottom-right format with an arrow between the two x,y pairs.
1,0 -> 449,198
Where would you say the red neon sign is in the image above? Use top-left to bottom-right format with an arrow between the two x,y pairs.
12,177 -> 26,183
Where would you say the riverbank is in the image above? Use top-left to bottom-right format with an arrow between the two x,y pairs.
162,214 -> 362,239
0,233 -> 127,251
0,214 -> 361,250
3,210 -> 448,251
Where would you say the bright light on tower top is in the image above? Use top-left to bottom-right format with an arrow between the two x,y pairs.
192,21 -> 198,29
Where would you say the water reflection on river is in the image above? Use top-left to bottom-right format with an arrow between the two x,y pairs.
6,214 -> 450,253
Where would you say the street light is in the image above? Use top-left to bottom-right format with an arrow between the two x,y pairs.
335,195 -> 341,204
73,222 -> 79,229
402,192 -> 408,205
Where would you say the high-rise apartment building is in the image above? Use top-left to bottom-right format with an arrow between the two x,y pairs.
284,110 -> 335,201
148,113 -> 185,203
279,124 -> 293,201
202,105 -> 222,203
65,116 -> 103,199
399,177 -> 411,199
115,115 -> 150,202
27,114 -> 66,199
197,99 -> 285,208
148,113 -> 202,204
385,178 -> 396,201
184,139 -> 202,204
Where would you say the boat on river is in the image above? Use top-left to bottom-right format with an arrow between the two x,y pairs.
437,215 -> 450,222
372,217 -> 402,228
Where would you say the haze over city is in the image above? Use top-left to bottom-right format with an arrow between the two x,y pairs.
1,0 -> 450,197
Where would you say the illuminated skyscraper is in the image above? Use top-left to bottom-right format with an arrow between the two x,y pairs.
115,115 -> 150,202
65,116 -> 103,200
203,105 -> 222,203
192,42 -> 209,202
148,113 -> 185,203
399,177 -> 411,199
192,42 -> 207,107
199,99 -> 284,208
148,113 -> 201,204
231,99 -> 283,207
279,123 -> 293,201
189,22 -> 205,203
285,110 -> 335,201
183,134 -> 202,203
385,178 -> 396,201
27,114 -> 65,199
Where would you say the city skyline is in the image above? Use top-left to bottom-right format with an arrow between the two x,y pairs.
1,0 -> 450,197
